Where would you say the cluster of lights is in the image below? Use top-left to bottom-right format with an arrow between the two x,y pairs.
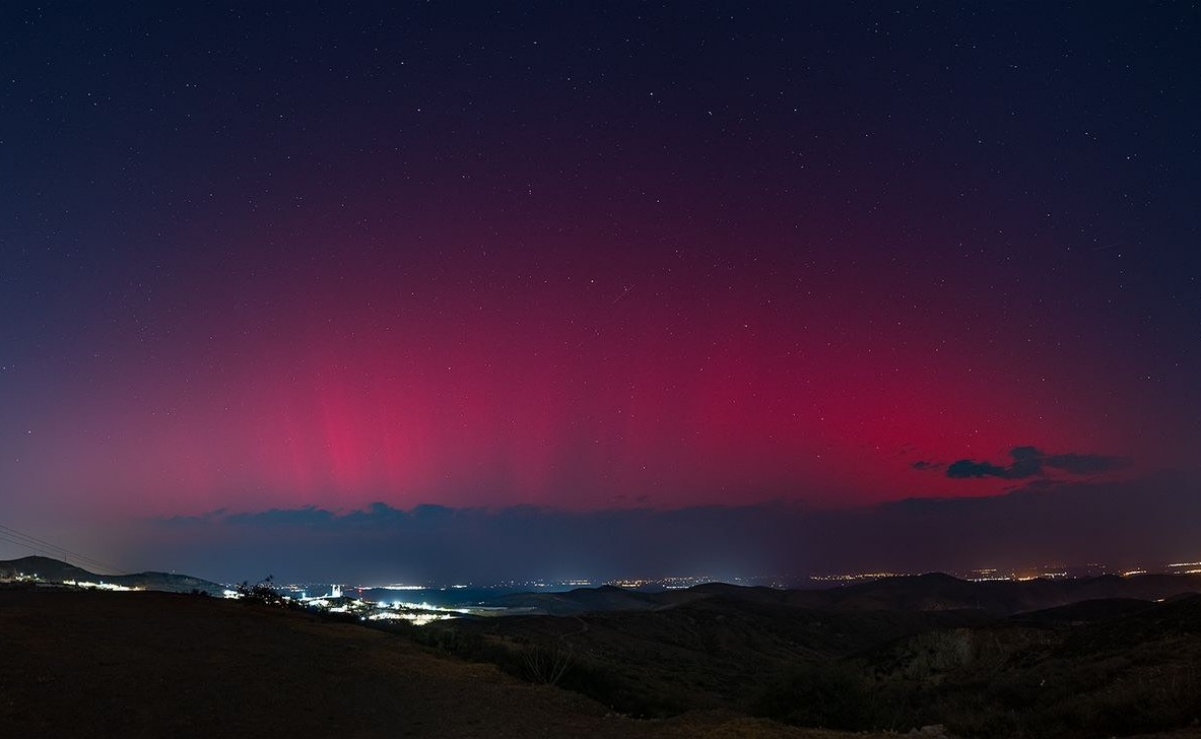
491,579 -> 595,589
1,572 -> 41,583
965,568 -> 1008,582
62,579 -> 140,592
367,612 -> 455,626
607,575 -> 716,589
811,572 -> 905,582
236,586 -> 486,626
0,571 -> 142,591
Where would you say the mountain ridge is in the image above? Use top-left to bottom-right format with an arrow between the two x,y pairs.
0,555 -> 225,595
484,572 -> 1201,617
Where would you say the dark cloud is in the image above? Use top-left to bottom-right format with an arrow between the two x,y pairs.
940,446 -> 1125,480
945,459 -> 1010,478
138,502 -> 799,584
1006,446 -> 1044,478
224,506 -> 337,528
127,471 -> 1200,585
911,461 -> 943,471
1044,453 -> 1128,475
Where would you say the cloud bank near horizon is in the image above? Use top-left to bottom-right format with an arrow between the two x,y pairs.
116,472 -> 1201,584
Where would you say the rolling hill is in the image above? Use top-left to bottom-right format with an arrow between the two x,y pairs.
6,562 -> 1201,736
0,555 -> 225,595
482,572 -> 1201,617
425,574 -> 1201,737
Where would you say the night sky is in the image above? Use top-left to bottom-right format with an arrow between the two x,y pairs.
2,3 -> 1199,584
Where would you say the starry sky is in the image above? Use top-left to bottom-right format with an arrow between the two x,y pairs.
2,2 -> 1199,583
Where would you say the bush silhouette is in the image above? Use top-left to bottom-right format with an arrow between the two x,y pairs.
754,662 -> 873,730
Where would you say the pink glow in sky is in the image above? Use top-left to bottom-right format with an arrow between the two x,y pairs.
2,3 -> 1198,580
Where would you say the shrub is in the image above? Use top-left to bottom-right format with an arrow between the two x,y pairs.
520,644 -> 572,685
753,662 -> 874,730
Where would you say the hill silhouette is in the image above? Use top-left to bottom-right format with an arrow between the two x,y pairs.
483,572 -> 1201,617
426,574 -> 1201,736
0,555 -> 225,595
0,555 -> 96,582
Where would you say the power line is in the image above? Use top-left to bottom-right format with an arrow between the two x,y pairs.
0,522 -> 127,575
0,527 -> 125,574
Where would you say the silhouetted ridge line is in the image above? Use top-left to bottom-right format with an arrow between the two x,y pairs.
481,572 -> 1201,617
0,555 -> 225,594
0,521 -> 126,574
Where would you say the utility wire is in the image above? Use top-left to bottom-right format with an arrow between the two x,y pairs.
0,522 -> 127,575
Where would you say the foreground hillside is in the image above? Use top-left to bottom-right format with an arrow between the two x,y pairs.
428,590 -> 1201,738
1,587 -> 899,739
7,576 -> 1201,738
